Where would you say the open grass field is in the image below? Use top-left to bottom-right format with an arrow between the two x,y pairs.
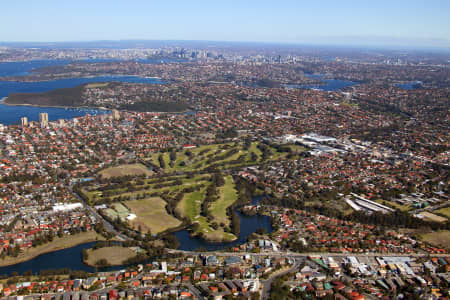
86,82 -> 110,89
375,199 -> 412,212
100,163 -> 152,179
124,197 -> 182,234
210,175 -> 238,225
434,206 -> 450,219
0,231 -> 104,267
418,211 -> 448,223
420,230 -> 450,250
84,246 -> 136,266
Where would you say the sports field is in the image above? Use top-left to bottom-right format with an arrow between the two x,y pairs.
99,163 -> 152,179
434,206 -> 450,219
125,197 -> 181,234
419,211 -> 448,223
85,246 -> 136,266
420,230 -> 450,250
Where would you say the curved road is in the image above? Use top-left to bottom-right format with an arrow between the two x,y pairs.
71,187 -> 131,241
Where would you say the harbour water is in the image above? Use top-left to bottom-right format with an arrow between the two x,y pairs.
0,60 -> 170,125
0,75 -> 165,125
285,74 -> 357,91
0,60 -> 272,275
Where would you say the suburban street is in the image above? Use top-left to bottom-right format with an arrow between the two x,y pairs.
261,257 -> 302,300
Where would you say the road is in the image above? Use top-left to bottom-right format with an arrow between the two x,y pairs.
185,283 -> 204,300
71,186 -> 131,241
260,257 -> 302,300
166,249 -> 450,258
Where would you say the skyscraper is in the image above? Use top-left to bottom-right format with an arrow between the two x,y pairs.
21,117 -> 28,127
112,109 -> 120,120
39,113 -> 48,128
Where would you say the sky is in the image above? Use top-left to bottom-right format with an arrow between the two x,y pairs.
1,0 -> 450,48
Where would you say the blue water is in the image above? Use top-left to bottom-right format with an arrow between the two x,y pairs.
0,60 -> 72,77
0,59 -> 173,125
396,81 -> 423,90
174,196 -> 273,251
0,58 -> 184,77
0,197 -> 272,275
0,76 -> 166,125
285,74 -> 357,91
0,242 -> 126,276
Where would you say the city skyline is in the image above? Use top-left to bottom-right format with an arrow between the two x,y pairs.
1,0 -> 450,49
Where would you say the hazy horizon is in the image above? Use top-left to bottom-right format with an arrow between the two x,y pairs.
1,0 -> 449,49
1,39 -> 449,53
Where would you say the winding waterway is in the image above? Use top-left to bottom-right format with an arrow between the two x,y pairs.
174,196 -> 272,251
0,197 -> 272,275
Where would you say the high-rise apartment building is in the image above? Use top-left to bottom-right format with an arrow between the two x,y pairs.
39,113 -> 48,128
21,117 -> 28,127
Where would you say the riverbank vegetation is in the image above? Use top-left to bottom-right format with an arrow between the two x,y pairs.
4,83 -> 190,112
83,246 -> 137,267
0,231 -> 103,267
78,141 -> 298,243
5,86 -> 84,107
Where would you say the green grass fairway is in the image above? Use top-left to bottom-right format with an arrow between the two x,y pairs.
176,189 -> 205,220
124,197 -> 181,234
100,163 -> 152,179
88,142 -> 304,241
210,175 -> 238,225
146,142 -> 289,173
176,184 -> 237,242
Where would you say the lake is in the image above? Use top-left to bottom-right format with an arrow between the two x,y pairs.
0,242 -> 109,276
174,195 -> 272,251
0,197 -> 272,275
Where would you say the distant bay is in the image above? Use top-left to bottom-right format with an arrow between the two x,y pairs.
285,74 -> 357,91
0,59 -> 176,125
0,58 -> 184,77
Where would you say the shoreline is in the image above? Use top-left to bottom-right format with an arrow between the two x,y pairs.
0,74 -> 164,83
82,246 -> 136,267
0,231 -> 104,268
1,97 -> 111,111
2,97 -> 192,115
